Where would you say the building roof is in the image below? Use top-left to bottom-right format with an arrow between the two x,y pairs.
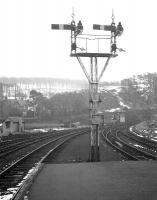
5,116 -> 24,123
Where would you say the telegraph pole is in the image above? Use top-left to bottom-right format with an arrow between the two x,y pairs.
51,11 -> 124,162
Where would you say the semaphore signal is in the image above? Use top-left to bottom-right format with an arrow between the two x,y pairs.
51,10 -> 124,162
51,24 -> 72,30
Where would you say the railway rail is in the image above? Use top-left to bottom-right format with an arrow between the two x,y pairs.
0,132 -> 49,148
0,129 -> 70,150
101,130 -> 139,160
102,129 -> 157,160
0,128 -> 89,200
117,131 -> 157,157
0,129 -> 82,172
0,130 -> 73,158
129,126 -> 157,148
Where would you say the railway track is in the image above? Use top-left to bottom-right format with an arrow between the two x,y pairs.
0,131 -> 73,158
0,129 -> 82,172
0,129 -> 71,150
129,126 -> 157,148
0,132 -> 49,148
117,131 -> 157,157
0,128 -> 89,200
102,129 -> 157,160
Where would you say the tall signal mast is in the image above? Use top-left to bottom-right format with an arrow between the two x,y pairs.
51,11 -> 124,162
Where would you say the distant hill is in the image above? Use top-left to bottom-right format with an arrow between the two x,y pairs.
99,73 -> 157,112
0,77 -> 88,98
0,74 -> 156,124
0,77 -> 121,98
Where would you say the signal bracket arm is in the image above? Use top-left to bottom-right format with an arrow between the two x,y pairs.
98,56 -> 111,81
76,57 -> 91,83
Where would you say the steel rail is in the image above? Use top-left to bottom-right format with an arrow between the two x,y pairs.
0,129 -> 89,200
0,130 -> 71,149
102,124 -> 157,160
115,131 -> 157,159
0,132 -> 51,146
0,129 -> 70,148
0,134 -> 53,154
102,130 -> 139,160
12,130 -> 88,200
117,130 -> 157,154
0,131 -> 73,158
129,126 -> 157,147
0,129 -> 88,177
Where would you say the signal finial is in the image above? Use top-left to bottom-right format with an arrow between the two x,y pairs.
72,7 -> 75,21
111,9 -> 115,24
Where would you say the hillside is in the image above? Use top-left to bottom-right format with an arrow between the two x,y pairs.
1,73 -> 157,124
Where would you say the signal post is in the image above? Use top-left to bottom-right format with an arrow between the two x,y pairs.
51,12 -> 123,162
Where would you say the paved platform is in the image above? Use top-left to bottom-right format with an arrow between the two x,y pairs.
28,161 -> 157,200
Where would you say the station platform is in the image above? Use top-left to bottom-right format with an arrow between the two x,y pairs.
28,161 -> 157,200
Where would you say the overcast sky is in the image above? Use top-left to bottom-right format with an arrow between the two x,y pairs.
0,0 -> 157,81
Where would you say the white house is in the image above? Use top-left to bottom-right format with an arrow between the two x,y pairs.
2,117 -> 25,136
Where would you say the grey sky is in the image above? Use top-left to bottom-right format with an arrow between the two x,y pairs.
0,0 -> 156,81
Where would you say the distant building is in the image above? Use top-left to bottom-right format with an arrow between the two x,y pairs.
2,117 -> 24,136
149,114 -> 157,128
71,122 -> 80,128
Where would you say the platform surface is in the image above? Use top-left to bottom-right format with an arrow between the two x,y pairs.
29,161 -> 157,200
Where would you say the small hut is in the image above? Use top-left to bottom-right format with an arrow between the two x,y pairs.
2,117 -> 24,136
